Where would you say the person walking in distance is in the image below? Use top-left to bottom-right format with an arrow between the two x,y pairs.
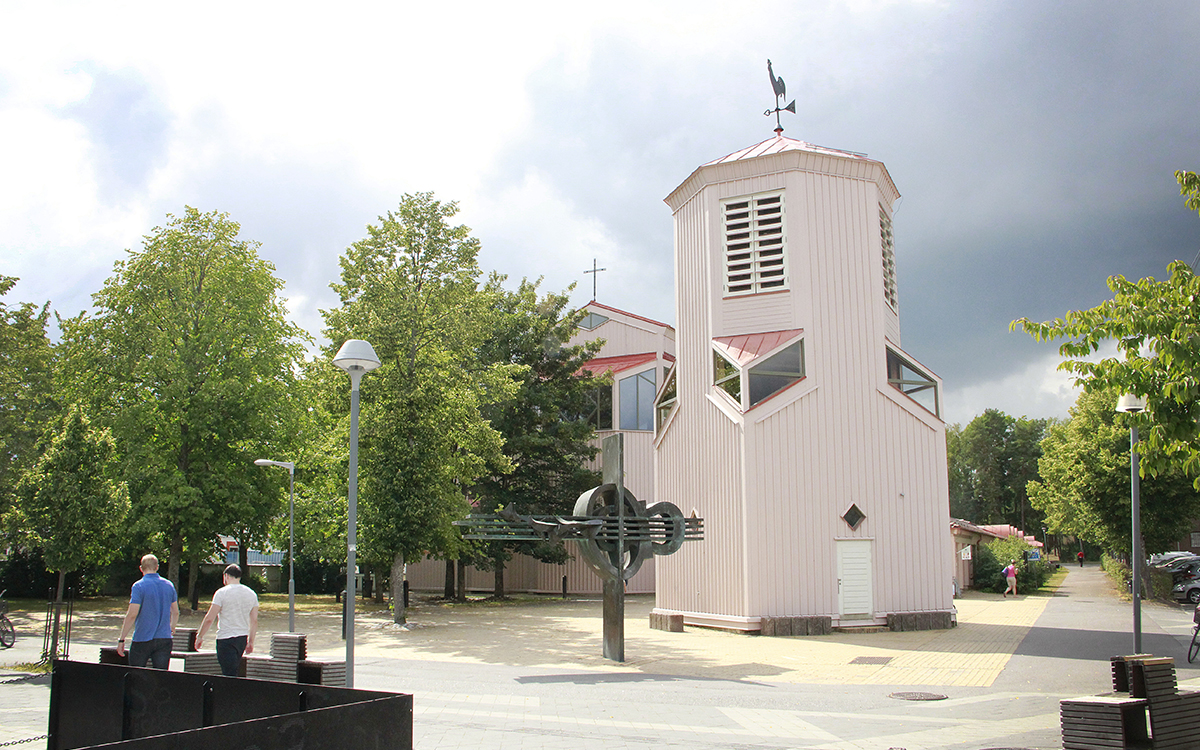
1077,550 -> 1085,568
196,564 -> 259,677
1003,559 -> 1018,597
116,554 -> 179,668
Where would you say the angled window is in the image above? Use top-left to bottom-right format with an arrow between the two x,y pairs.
747,340 -> 805,407
579,311 -> 610,330
586,385 -> 613,430
619,368 -> 657,431
880,206 -> 897,310
655,366 -> 677,434
712,329 -> 805,411
713,350 -> 741,402
887,348 -> 939,417
724,191 -> 787,296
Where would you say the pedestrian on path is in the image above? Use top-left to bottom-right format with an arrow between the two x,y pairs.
1003,560 -> 1018,597
1077,550 -> 1084,568
196,564 -> 259,677
116,554 -> 178,668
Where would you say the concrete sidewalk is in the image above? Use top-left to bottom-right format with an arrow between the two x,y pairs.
3,565 -> 1197,749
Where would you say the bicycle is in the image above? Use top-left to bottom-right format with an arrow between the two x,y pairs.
1190,608 -> 1200,664
0,590 -> 14,648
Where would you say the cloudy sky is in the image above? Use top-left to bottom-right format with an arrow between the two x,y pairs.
1,1 -> 1197,426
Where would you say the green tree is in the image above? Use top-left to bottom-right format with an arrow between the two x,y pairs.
946,409 -> 1049,529
1028,387 -> 1200,555
0,276 -> 54,517
470,278 -> 603,598
322,193 -> 520,621
1013,170 -> 1200,485
8,405 -> 129,601
57,207 -> 310,590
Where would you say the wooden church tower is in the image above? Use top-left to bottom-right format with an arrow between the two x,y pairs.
651,132 -> 954,632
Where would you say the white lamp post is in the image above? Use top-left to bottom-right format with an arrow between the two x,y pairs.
254,459 -> 295,632
333,338 -> 381,688
1115,393 -> 1147,654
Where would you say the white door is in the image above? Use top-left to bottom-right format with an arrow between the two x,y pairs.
837,540 -> 873,620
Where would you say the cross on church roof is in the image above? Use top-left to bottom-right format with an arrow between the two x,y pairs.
583,258 -> 607,301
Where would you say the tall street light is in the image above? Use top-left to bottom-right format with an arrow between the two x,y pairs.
333,338 -> 380,688
1115,393 -> 1146,654
254,459 -> 295,632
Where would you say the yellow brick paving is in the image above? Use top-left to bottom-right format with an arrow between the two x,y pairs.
332,591 -> 1052,688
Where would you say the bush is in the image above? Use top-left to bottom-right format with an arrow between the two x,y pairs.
977,536 -> 1052,593
241,572 -> 267,594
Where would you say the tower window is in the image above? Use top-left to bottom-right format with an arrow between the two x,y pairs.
713,350 -> 741,402
619,368 -> 657,431
724,191 -> 788,296
881,206 -> 897,310
655,366 -> 677,434
748,340 -> 805,407
886,348 -> 939,417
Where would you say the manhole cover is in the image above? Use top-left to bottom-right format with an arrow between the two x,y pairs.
850,656 -> 893,665
888,691 -> 947,701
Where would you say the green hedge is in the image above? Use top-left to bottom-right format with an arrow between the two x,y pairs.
976,536 -> 1052,593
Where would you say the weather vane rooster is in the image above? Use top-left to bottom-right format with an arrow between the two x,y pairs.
765,59 -> 796,134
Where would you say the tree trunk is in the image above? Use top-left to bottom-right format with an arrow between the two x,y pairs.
443,560 -> 455,599
456,559 -> 466,602
391,553 -> 405,624
238,541 -> 249,579
363,569 -> 373,600
56,570 -> 66,602
187,549 -> 200,611
374,565 -> 385,604
493,556 -> 505,600
168,530 -> 184,588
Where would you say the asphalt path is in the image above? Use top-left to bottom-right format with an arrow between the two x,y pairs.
995,564 -> 1200,694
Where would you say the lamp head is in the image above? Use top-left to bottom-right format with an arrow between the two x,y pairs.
1115,394 -> 1147,413
254,458 -> 294,470
333,339 -> 381,373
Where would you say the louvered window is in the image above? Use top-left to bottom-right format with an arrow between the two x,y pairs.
881,206 -> 897,310
724,192 -> 787,296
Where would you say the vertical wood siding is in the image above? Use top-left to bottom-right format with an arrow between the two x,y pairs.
657,145 -> 952,628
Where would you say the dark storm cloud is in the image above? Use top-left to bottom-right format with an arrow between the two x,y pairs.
485,1 -> 1200,417
63,68 -> 172,201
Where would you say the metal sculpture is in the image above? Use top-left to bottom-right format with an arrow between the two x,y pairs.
765,59 -> 796,133
456,434 -> 703,662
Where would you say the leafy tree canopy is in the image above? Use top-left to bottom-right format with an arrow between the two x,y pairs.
7,405 -> 129,599
321,193 -> 521,580
0,276 -> 53,516
469,278 -> 603,590
1013,170 -> 1200,486
57,207 -> 310,585
1028,387 -> 1200,554
946,409 -> 1049,529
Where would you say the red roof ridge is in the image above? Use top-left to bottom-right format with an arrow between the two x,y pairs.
584,301 -> 673,331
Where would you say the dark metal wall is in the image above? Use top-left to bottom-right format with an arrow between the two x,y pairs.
48,660 -> 412,750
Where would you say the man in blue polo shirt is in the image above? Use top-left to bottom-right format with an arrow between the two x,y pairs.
116,554 -> 178,668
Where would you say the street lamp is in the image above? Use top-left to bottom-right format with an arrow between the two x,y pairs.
254,459 -> 295,633
333,338 -> 381,688
1115,393 -> 1147,654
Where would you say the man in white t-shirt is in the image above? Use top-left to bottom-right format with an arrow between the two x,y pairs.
196,564 -> 260,676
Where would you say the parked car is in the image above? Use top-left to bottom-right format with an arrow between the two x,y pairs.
1162,556 -> 1200,576
1172,577 -> 1200,604
1172,560 -> 1200,585
1151,551 -> 1195,567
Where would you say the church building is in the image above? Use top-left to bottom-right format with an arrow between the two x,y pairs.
651,133 -> 954,632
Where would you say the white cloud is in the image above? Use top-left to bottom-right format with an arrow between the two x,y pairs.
943,342 -> 1120,426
